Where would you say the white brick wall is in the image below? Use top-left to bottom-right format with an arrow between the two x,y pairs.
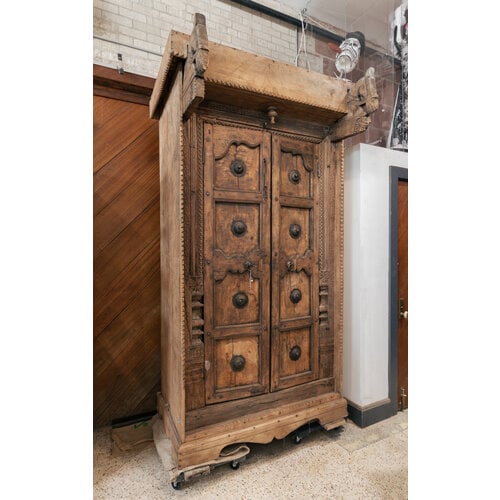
94,0 -> 301,77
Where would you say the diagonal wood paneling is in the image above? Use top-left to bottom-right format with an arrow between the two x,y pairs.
93,82 -> 161,428
94,124 -> 159,216
94,273 -> 161,423
94,271 -> 161,378
94,236 -> 159,336
93,127 -> 159,254
93,96 -> 154,174
93,200 -> 160,301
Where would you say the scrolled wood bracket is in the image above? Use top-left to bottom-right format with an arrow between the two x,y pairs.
279,249 -> 314,278
330,67 -> 379,142
182,13 -> 209,118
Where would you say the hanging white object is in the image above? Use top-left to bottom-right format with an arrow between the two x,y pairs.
335,32 -> 364,78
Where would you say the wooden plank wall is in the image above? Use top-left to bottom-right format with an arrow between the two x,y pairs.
93,66 -> 160,428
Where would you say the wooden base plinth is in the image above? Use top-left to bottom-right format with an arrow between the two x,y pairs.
161,392 -> 347,469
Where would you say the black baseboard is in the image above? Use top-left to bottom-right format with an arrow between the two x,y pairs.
347,399 -> 397,428
111,410 -> 157,429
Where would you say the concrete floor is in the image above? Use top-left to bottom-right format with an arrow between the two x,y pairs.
94,410 -> 408,499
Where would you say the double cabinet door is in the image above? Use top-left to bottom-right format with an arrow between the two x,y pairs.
203,123 -> 319,404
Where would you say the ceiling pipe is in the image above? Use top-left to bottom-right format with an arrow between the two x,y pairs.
228,0 -> 401,67
228,0 -> 344,45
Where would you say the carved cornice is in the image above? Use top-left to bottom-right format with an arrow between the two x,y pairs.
151,14 -> 360,124
152,13 -> 381,148
205,77 -> 346,116
149,31 -> 189,119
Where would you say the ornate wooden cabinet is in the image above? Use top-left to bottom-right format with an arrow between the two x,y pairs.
150,14 -> 378,470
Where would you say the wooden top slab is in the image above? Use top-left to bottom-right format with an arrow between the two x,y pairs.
150,30 -> 351,121
203,41 -> 348,115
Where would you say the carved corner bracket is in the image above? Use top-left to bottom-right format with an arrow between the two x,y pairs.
182,13 -> 209,118
330,67 -> 379,142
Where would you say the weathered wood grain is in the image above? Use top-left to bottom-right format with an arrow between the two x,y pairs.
204,42 -> 347,116
186,377 -> 335,430
179,393 -> 347,468
271,135 -> 320,391
158,65 -> 186,441
149,30 -> 189,119
203,123 -> 271,405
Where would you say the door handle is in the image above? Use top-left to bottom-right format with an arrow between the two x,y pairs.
399,298 -> 408,320
244,260 -> 255,287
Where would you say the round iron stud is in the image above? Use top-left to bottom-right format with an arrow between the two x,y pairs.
231,220 -> 247,237
290,288 -> 302,304
230,354 -> 246,372
230,159 -> 246,177
289,345 -> 302,361
289,223 -> 301,239
288,169 -> 301,184
232,291 -> 249,309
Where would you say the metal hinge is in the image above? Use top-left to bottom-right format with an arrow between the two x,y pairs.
263,158 -> 268,199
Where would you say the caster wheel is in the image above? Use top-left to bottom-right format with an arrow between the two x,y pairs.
171,480 -> 182,490
230,460 -> 240,470
293,434 -> 302,445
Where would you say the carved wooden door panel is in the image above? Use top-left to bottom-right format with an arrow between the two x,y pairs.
270,136 -> 319,391
204,123 -> 271,404
203,122 -> 321,403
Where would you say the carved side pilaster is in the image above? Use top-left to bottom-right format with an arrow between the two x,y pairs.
179,121 -> 187,396
185,290 -> 205,411
318,137 -> 335,379
191,292 -> 204,343
318,284 -> 333,379
184,113 -> 204,295
184,114 -> 206,411
195,116 -> 205,285
332,141 -> 345,393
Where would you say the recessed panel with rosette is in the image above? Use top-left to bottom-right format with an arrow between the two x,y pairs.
271,136 -> 320,391
203,124 -> 271,404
